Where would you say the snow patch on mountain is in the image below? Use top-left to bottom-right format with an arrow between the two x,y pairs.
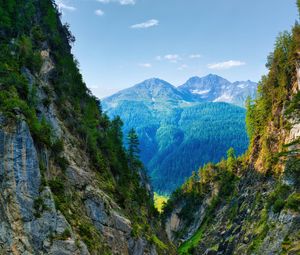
214,94 -> 233,102
191,89 -> 211,95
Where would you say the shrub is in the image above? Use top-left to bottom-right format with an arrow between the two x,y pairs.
285,158 -> 300,186
267,184 -> 291,213
30,117 -> 52,148
78,224 -> 95,250
51,139 -> 64,154
33,197 -> 48,218
58,229 -> 71,240
273,198 -> 286,213
286,193 -> 300,212
150,235 -> 168,250
49,178 -> 65,195
55,156 -> 69,171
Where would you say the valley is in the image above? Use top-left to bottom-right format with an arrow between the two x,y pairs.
103,76 -> 255,193
0,0 -> 299,255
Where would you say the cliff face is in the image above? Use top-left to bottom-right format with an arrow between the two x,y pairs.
163,11 -> 300,255
0,116 -> 157,255
0,118 -> 89,255
0,1 -> 175,254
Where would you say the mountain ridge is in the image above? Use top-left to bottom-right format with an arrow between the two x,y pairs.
103,75 -> 251,193
103,74 -> 257,108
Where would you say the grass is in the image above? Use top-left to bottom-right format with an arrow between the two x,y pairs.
151,235 -> 168,250
154,192 -> 169,213
248,208 -> 270,253
286,193 -> 300,212
178,223 -> 206,255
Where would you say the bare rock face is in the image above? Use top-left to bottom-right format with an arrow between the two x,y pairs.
0,107 -> 161,254
0,118 -> 88,255
83,185 -> 157,255
165,206 -> 182,242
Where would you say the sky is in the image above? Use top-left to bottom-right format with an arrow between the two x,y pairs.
56,0 -> 298,99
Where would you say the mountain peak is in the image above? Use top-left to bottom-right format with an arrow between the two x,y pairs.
104,75 -> 257,108
178,74 -> 257,107
137,78 -> 172,87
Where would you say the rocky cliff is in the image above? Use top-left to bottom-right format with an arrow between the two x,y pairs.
0,1 -> 175,254
163,6 -> 300,255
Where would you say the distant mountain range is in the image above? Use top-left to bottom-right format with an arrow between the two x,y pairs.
102,75 -> 256,193
179,74 -> 257,107
103,74 -> 257,108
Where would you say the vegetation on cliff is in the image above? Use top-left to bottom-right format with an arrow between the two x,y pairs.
163,2 -> 300,254
0,0 -> 174,253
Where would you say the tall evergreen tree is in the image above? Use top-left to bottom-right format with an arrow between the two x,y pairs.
227,147 -> 236,172
127,128 -> 141,170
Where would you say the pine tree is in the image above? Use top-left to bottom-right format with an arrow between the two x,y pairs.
227,147 -> 236,172
245,96 -> 255,140
127,128 -> 141,170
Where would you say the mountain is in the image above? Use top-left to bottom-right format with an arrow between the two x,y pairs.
178,74 -> 258,107
103,78 -> 195,106
0,1 -> 175,254
103,77 -> 250,193
163,10 -> 300,255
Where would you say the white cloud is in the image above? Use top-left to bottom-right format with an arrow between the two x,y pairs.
178,64 -> 188,70
155,54 -> 181,63
164,54 -> 179,62
131,19 -> 159,29
97,0 -> 136,5
120,0 -> 135,4
189,54 -> 201,59
208,60 -> 246,70
56,1 -> 76,12
139,63 -> 152,68
164,54 -> 181,63
95,9 -> 104,16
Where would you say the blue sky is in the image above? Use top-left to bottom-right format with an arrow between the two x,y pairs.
56,0 -> 298,98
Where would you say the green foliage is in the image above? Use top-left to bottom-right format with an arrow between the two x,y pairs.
248,209 -> 270,253
267,184 -> 291,213
285,158 -> 300,186
108,101 -> 248,193
273,198 -> 286,213
150,235 -> 168,250
33,197 -> 48,218
0,0 -> 172,252
127,128 -> 142,170
49,178 -> 65,195
286,193 -> 300,212
17,36 -> 42,73
154,193 -> 168,213
178,222 -> 206,255
245,96 -> 255,140
55,229 -> 71,240
78,223 -> 102,251
285,92 -> 300,116
127,128 -> 140,158
31,117 -> 52,147
226,147 -> 236,172
51,139 -> 64,154
244,26 -> 298,171
164,160 -> 237,251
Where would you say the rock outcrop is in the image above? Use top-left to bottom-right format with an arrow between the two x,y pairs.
0,0 -> 175,254
163,11 -> 300,255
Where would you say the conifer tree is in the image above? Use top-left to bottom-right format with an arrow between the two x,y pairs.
127,128 -> 141,170
227,147 -> 236,172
